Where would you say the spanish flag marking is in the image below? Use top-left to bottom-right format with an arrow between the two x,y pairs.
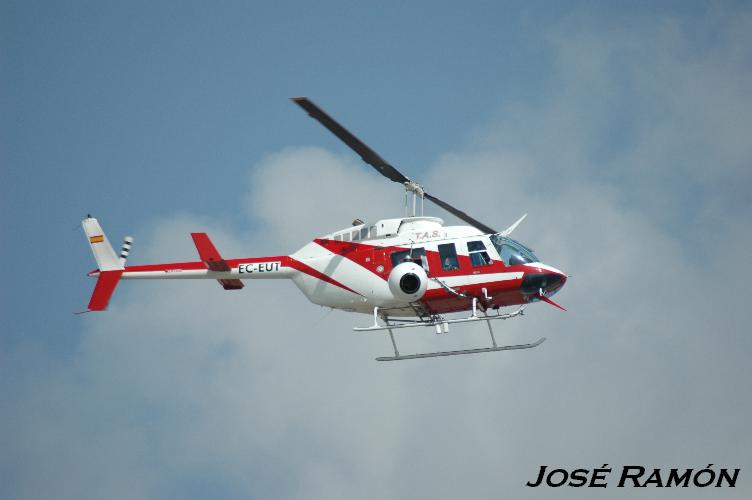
90,235 -> 104,244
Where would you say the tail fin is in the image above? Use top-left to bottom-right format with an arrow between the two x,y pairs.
87,270 -> 124,311
81,216 -> 124,312
82,216 -> 123,271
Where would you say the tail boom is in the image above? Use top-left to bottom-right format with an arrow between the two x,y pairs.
118,257 -> 295,280
82,256 -> 294,312
81,217 -> 341,312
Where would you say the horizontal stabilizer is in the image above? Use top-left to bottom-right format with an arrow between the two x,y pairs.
191,232 -> 244,290
191,232 -> 231,271
218,279 -> 244,290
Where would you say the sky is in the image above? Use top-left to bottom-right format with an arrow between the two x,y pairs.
2,1 -> 751,499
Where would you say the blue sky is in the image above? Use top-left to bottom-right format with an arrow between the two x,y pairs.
1,0 -> 728,347
2,1 -> 751,499
2,0 -> 562,347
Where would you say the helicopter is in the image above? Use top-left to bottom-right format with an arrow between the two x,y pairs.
81,97 -> 568,361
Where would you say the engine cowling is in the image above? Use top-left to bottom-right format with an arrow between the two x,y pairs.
387,262 -> 428,302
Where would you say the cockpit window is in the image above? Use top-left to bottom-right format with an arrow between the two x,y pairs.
490,234 -> 538,266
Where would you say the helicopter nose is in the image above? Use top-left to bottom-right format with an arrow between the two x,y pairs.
521,270 -> 567,295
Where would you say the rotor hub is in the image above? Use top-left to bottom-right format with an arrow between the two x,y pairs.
403,181 -> 424,198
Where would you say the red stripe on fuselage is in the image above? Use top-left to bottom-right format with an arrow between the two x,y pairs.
285,257 -> 361,296
122,255 -> 359,295
314,239 -> 388,279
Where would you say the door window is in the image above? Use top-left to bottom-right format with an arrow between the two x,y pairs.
467,240 -> 492,267
438,243 -> 459,271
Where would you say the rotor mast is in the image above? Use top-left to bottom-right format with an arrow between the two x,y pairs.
404,181 -> 424,217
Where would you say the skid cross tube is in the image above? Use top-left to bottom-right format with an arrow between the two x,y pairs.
385,318 -> 399,358
354,305 -> 524,332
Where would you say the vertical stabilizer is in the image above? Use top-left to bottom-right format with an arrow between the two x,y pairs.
82,216 -> 122,271
87,270 -> 124,311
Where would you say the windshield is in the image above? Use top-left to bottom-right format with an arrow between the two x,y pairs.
489,234 -> 539,266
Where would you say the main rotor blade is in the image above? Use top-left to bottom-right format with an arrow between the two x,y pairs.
424,192 -> 497,234
291,97 -> 410,184
292,97 -> 497,234
499,213 -> 527,237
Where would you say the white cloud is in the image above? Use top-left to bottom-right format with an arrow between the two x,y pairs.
244,147 -> 399,252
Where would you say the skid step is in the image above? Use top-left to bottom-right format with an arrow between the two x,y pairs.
376,337 -> 546,361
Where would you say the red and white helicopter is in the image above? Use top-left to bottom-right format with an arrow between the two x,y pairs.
81,97 -> 567,361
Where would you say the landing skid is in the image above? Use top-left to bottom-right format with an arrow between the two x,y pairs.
375,337 -> 545,361
355,298 -> 545,361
